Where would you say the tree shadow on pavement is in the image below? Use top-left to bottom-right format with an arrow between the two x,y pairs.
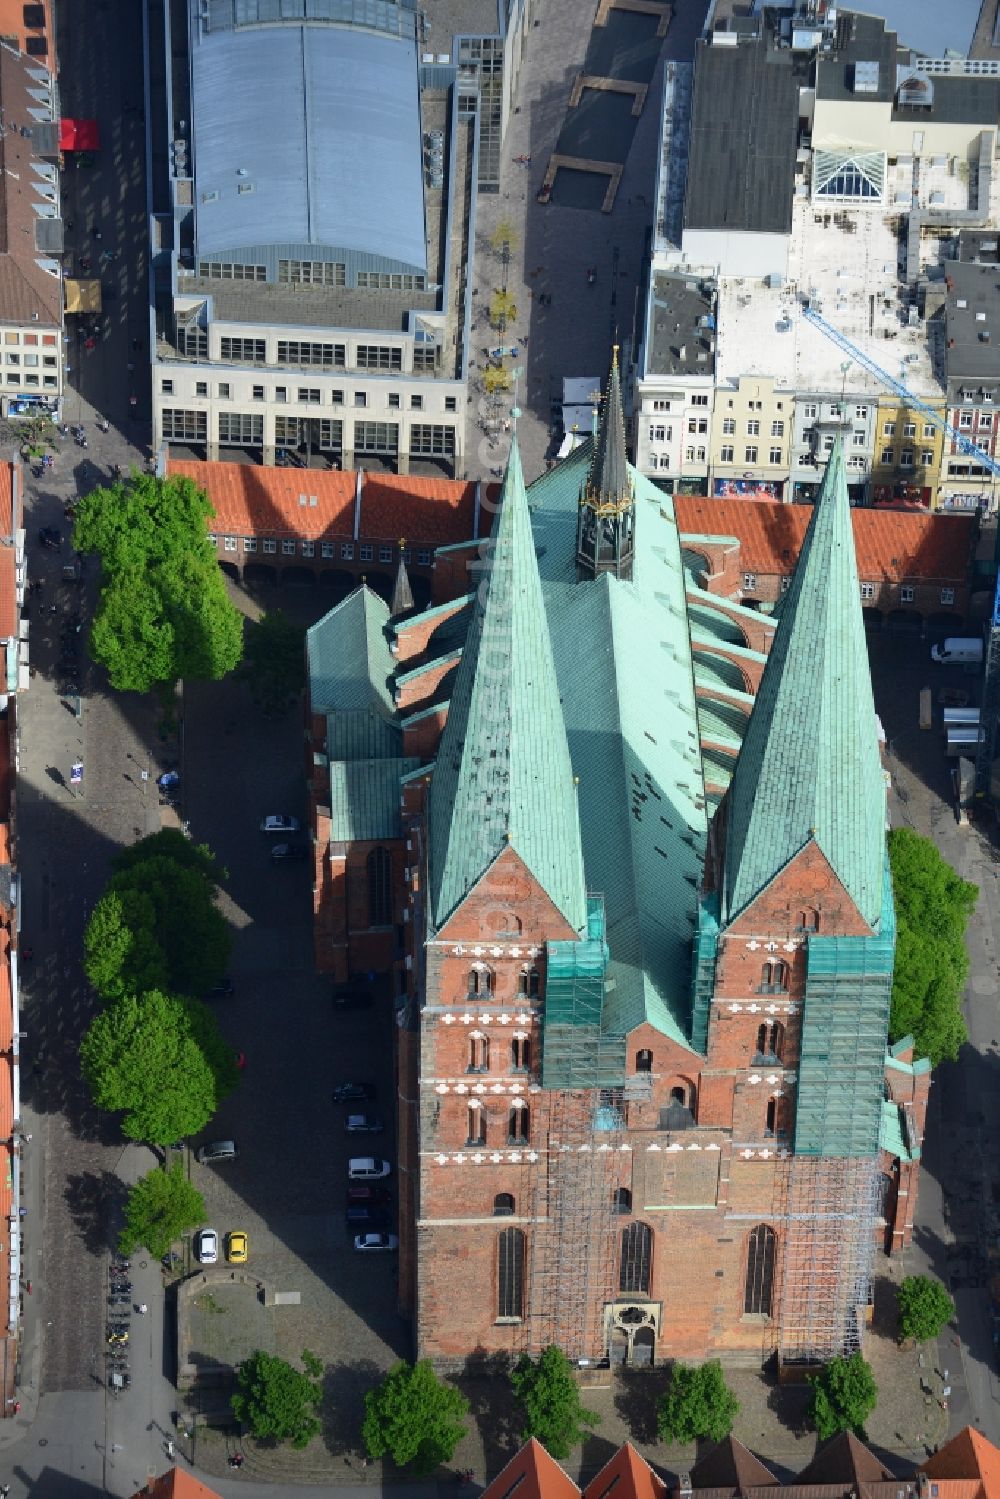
578,1427 -> 621,1484
321,1356 -> 384,1457
63,1167 -> 123,1255
454,1348 -> 520,1475
613,1366 -> 663,1445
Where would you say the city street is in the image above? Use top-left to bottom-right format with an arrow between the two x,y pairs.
464,0 -> 710,484
873,625 -> 1000,1446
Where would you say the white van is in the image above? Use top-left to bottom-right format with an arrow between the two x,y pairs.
931,638 -> 983,665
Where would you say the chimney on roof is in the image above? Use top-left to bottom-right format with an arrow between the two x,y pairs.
917,1475 -> 931,1499
676,1475 -> 693,1499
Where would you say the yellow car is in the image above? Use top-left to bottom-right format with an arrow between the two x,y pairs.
226,1230 -> 248,1265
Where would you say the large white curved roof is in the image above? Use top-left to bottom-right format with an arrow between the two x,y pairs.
191,21 -> 427,272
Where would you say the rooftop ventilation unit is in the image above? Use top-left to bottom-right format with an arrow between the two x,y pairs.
853,60 -> 879,94
895,69 -> 934,108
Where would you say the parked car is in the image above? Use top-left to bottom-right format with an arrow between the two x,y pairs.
196,1228 -> 219,1264
345,1113 -> 384,1134
346,1206 -> 391,1228
354,1232 -> 398,1252
205,977 -> 235,999
270,842 -> 307,862
226,1230 -> 249,1265
346,1182 -> 390,1206
348,1157 -> 391,1180
332,1082 -> 376,1103
196,1140 -> 238,1164
260,814 -> 300,834
332,987 -> 373,1011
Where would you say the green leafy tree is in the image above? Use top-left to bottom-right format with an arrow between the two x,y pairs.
113,828 -> 225,882
896,1275 -> 955,1344
510,1345 -> 600,1459
84,832 -> 230,1000
888,827 -> 978,1064
80,988 -> 239,1144
241,610 -> 305,717
73,472 -> 243,693
232,1349 -> 324,1449
656,1360 -> 739,1445
808,1352 -> 878,1439
119,1160 -> 205,1258
83,887 -> 166,999
363,1359 -> 469,1475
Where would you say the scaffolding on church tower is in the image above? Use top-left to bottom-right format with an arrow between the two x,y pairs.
523,895 -> 642,1362
774,1153 -> 882,1369
773,861 -> 893,1369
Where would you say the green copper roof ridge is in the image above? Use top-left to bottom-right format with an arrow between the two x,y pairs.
689,628 -> 769,664
722,438 -> 886,928
397,591 -> 476,628
394,649 -> 463,688
583,353 -> 631,513
429,437 -> 588,934
687,582 -> 780,625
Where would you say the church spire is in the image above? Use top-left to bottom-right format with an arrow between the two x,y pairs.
390,537 -> 414,618
429,438 -> 587,934
722,439 -> 886,929
576,349 -> 634,581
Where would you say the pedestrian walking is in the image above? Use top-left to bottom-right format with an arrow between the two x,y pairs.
136,1302 -> 147,1315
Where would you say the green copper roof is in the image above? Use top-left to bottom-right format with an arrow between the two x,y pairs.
529,443 -> 708,1047
428,439 -> 587,934
326,707 -> 400,762
307,586 -> 395,720
329,756 -> 418,841
723,439 -> 886,929
582,351 -> 632,514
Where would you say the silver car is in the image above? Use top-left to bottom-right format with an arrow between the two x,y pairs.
196,1228 -> 219,1264
260,814 -> 300,834
354,1232 -> 399,1252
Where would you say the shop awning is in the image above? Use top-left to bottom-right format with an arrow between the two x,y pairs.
64,279 -> 101,314
59,119 -> 100,152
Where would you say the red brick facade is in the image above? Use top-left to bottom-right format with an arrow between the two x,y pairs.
396,782 -> 923,1368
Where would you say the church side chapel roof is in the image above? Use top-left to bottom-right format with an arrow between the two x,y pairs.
306,585 -> 396,720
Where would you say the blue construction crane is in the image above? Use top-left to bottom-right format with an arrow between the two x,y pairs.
802,305 -> 1000,794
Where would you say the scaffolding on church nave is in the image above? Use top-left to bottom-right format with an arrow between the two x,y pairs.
525,895 -> 650,1362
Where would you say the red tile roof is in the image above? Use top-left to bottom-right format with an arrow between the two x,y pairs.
0,546 -> 15,642
583,1442 -> 667,1499
360,474 -> 477,546
166,461 -> 483,550
0,0 -> 54,72
130,1469 -> 223,1499
168,459 -> 356,540
922,1427 -> 1000,1499
0,710 -> 12,822
675,496 -> 976,583
0,465 -> 14,539
480,1438 -> 584,1499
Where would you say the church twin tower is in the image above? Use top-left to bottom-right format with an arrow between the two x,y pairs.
400,362 -> 923,1369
